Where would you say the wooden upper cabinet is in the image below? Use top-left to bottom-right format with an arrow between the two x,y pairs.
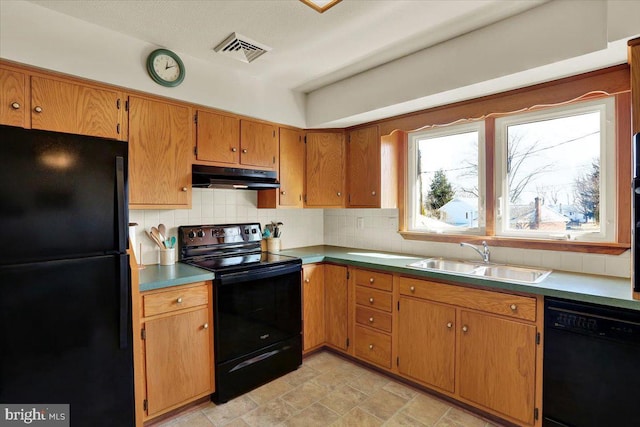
458,310 -> 537,425
240,119 -> 277,169
31,76 -> 122,139
195,110 -> 239,164
305,132 -> 345,208
347,125 -> 380,207
278,128 -> 304,207
128,95 -> 192,208
347,125 -> 399,208
0,67 -> 27,127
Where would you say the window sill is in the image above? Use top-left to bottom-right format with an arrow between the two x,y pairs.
399,231 -> 629,255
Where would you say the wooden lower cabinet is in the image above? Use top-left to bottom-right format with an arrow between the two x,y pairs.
397,297 -> 456,393
302,264 -> 325,352
140,282 -> 214,420
324,264 -> 349,351
458,310 -> 537,425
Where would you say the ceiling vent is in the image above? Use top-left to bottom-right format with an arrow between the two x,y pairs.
213,32 -> 271,63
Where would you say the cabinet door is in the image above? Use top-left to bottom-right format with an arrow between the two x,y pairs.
324,264 -> 348,351
0,68 -> 26,127
305,132 -> 345,207
459,310 -> 536,425
31,76 -> 121,139
144,307 -> 212,416
240,119 -> 277,168
347,125 -> 380,207
195,110 -> 239,164
279,128 -> 305,207
397,297 -> 456,392
128,96 -> 191,207
302,264 -> 325,352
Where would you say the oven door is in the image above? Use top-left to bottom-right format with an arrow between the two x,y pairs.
214,262 -> 302,364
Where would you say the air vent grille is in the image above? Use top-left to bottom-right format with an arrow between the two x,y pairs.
214,32 -> 271,63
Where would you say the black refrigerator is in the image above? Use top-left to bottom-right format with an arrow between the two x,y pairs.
0,125 -> 135,426
634,133 -> 640,293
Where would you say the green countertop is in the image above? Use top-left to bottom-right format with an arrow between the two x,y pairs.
137,245 -> 640,311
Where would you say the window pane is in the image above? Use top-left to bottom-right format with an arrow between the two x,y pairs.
504,111 -> 600,235
414,130 -> 479,231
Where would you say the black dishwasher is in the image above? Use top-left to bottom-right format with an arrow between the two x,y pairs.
543,297 -> 640,427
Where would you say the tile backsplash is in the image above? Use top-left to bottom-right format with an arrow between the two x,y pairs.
130,190 -> 630,278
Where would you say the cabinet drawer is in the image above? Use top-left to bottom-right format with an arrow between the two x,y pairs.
355,325 -> 391,368
354,269 -> 392,291
355,286 -> 393,312
399,277 -> 536,322
143,283 -> 209,317
356,306 -> 392,333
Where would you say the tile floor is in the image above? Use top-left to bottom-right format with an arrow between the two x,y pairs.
149,351 -> 504,427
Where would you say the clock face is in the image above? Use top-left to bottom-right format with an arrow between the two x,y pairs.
147,49 -> 185,87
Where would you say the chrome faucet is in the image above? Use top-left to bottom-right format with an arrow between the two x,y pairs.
460,241 -> 490,263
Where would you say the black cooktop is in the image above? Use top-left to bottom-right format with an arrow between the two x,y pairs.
184,251 -> 301,274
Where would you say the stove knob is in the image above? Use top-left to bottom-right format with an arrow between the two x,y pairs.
197,230 -> 206,238
188,231 -> 196,239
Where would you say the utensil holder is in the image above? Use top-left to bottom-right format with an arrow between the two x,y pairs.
267,238 -> 281,252
159,248 -> 175,266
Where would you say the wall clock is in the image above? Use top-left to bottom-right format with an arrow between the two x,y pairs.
146,48 -> 185,87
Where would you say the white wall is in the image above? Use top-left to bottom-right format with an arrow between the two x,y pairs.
130,189 -> 324,265
0,1 -> 306,128
324,209 -> 630,278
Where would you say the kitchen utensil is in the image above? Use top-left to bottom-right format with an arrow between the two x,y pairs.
147,230 -> 164,249
158,223 -> 167,239
170,236 -> 176,248
151,227 -> 165,247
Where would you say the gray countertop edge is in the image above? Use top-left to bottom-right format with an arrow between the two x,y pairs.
137,245 -> 639,311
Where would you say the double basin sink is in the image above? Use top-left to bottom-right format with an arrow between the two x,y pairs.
407,258 -> 551,284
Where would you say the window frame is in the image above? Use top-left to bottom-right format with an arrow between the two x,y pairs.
407,121 -> 486,235
493,97 -> 617,242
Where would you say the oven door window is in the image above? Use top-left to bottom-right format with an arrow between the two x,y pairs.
215,268 -> 301,363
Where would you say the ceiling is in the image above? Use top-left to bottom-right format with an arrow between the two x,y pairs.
26,0 -> 548,94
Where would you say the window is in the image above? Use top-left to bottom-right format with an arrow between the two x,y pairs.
407,122 -> 485,234
494,98 -> 616,242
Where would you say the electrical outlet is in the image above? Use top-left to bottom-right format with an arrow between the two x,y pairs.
357,217 -> 364,229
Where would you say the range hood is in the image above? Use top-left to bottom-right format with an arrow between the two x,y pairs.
192,165 -> 280,190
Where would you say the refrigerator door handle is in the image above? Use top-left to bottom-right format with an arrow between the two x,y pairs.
116,156 -> 126,253
119,255 -> 130,349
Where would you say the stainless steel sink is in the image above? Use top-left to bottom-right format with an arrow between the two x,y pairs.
407,258 -> 477,274
406,257 -> 551,284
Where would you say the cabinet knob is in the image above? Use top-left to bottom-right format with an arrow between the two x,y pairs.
304,278 -> 310,283
510,304 -> 517,311
368,317 -> 374,323
242,149 -> 248,153
409,286 -> 415,293
34,106 -> 43,113
181,187 -> 188,192
369,344 -> 374,350
369,277 -> 374,283
337,192 -> 341,197
371,191 -> 376,196
176,297 -> 183,303
447,322 -> 453,329
368,297 -> 374,304
231,147 -> 238,152
11,102 -> 20,110
203,323 -> 209,329
462,325 -> 468,333
281,191 -> 286,195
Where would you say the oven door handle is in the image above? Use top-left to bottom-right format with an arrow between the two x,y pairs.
217,263 -> 301,286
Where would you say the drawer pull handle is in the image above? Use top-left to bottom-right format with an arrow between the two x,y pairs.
11,102 -> 20,110
447,322 -> 453,329
203,323 -> 209,329
34,106 -> 43,113
409,286 -> 415,293
369,297 -> 374,304
177,297 -> 183,304
462,325 -> 468,333
369,278 -> 374,283
369,344 -> 374,350
181,187 -> 188,192
510,304 -> 517,311
281,191 -> 286,195
304,278 -> 310,283
368,317 -> 374,323
337,192 -> 341,197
